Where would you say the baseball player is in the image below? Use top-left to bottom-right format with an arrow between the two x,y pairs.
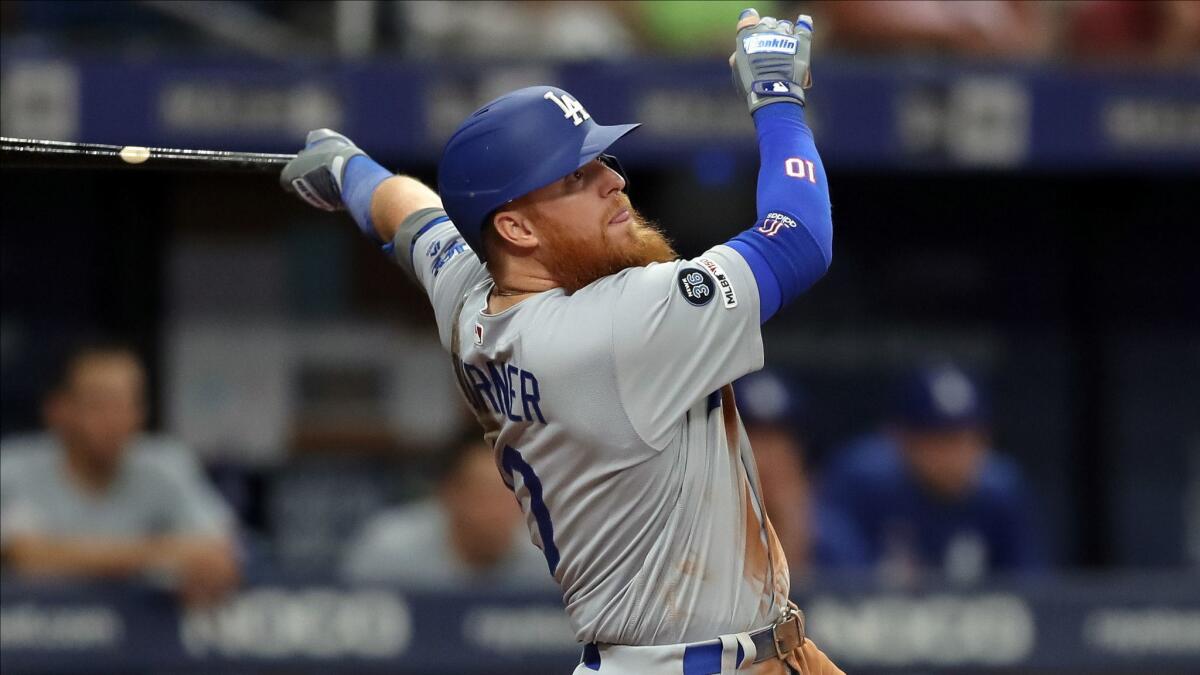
282,9 -> 841,675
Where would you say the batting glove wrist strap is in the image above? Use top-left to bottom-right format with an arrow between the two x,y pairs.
341,155 -> 393,243
731,10 -> 814,114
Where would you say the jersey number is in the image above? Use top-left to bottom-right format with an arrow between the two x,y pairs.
502,445 -> 560,575
785,157 -> 817,184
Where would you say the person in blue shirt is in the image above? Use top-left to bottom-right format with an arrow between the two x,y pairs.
734,370 -> 815,579
734,369 -> 933,586
816,363 -> 1042,583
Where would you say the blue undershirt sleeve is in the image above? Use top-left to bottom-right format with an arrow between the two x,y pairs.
342,154 -> 394,245
725,103 -> 833,323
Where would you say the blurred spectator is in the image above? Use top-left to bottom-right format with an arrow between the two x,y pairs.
394,1 -> 634,59
734,370 -> 815,578
341,434 -> 554,590
818,0 -> 1053,60
0,343 -> 240,606
735,370 -> 880,584
817,363 -> 1042,584
1065,0 -> 1200,67
621,0 -> 783,55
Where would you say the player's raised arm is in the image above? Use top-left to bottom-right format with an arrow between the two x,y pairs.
279,129 -> 441,247
600,11 -> 833,448
280,130 -> 488,349
724,10 -> 833,322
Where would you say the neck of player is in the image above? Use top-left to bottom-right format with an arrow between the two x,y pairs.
486,257 -> 558,312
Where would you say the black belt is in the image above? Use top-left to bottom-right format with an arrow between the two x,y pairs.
748,607 -> 806,664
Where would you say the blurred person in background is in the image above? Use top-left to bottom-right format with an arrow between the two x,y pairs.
620,1 -> 785,55
394,1 -> 634,59
341,434 -> 554,590
817,363 -> 1043,584
0,343 -> 240,606
1064,0 -> 1200,67
734,370 -> 815,578
816,0 -> 1053,60
733,370 -> 876,583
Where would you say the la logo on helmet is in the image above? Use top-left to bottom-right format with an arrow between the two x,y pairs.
544,91 -> 591,127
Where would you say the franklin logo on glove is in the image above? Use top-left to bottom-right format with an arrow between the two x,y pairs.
743,34 -> 798,54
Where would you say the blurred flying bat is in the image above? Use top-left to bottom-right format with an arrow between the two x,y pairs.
0,137 -> 295,172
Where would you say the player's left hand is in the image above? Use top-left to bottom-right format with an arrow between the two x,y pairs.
280,129 -> 367,211
730,8 -> 814,113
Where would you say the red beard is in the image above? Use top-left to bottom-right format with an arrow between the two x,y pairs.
535,204 -> 679,293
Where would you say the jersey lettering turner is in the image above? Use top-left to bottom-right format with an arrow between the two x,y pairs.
458,359 -> 547,424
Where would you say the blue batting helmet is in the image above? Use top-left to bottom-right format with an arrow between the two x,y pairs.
437,85 -> 640,262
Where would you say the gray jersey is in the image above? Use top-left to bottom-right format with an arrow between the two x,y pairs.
0,433 -> 233,546
394,209 -> 789,646
340,499 -> 557,590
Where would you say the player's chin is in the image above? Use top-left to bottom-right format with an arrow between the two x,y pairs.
602,218 -> 636,246
604,215 -> 631,235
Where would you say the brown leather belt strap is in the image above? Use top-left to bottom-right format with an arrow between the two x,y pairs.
750,608 -> 805,664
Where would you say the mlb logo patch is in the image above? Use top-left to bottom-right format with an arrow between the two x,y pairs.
474,323 -> 484,346
696,257 -> 738,309
753,80 -> 793,96
677,268 -> 716,307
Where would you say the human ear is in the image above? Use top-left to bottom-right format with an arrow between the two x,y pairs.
491,209 -> 540,254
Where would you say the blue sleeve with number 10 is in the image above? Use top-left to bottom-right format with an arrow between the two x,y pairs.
726,103 -> 833,322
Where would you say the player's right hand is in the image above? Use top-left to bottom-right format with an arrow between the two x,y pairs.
280,129 -> 367,211
730,8 -> 814,113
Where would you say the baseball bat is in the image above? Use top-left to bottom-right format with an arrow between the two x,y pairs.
0,137 -> 296,172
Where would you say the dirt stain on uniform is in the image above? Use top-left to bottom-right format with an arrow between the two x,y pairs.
724,384 -> 790,613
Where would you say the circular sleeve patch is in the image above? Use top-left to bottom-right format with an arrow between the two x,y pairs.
677,268 -> 715,306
